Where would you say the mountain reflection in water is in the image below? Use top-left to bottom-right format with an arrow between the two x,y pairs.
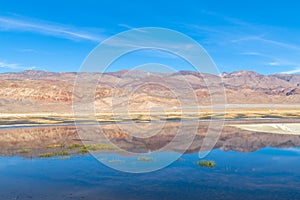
0,120 -> 300,157
0,120 -> 300,199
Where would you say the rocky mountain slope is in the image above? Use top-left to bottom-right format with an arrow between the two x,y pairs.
0,70 -> 300,113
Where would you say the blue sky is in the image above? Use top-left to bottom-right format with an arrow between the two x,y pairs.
0,0 -> 300,74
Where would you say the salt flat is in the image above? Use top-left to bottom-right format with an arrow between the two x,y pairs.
230,123 -> 300,135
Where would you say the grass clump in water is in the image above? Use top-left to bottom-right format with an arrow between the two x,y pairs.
39,151 -> 69,158
68,144 -> 83,149
55,151 -> 69,156
137,157 -> 154,162
47,144 -> 64,149
18,149 -> 30,154
197,160 -> 216,168
108,159 -> 124,164
78,144 -> 115,154
79,147 -> 89,154
85,144 -> 115,151
39,153 -> 55,158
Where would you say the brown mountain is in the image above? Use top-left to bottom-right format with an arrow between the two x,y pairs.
0,70 -> 300,113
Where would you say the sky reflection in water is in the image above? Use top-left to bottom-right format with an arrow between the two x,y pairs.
0,147 -> 299,200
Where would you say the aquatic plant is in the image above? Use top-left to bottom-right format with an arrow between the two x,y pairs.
39,153 -> 55,158
197,160 -> 216,168
39,151 -> 69,158
137,157 -> 154,162
77,144 -> 116,154
55,151 -> 69,156
79,146 -> 89,154
108,159 -> 124,164
68,144 -> 83,149
47,144 -> 64,149
85,144 -> 115,151
18,149 -> 30,154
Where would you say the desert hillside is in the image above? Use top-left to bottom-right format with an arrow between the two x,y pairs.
1,70 -> 300,113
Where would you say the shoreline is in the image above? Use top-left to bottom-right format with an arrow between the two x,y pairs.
2,106 -> 300,127
1,116 -> 300,128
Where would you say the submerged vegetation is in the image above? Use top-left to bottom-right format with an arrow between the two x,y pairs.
15,143 -> 215,168
137,157 -> 154,162
17,145 -> 216,170
39,153 -> 55,158
85,144 -> 115,151
78,143 -> 116,154
108,159 -> 124,164
68,144 -> 84,149
55,151 -> 69,156
197,160 -> 216,168
47,144 -> 64,149
37,143 -> 116,157
18,149 -> 30,154
79,146 -> 89,154
39,151 -> 69,158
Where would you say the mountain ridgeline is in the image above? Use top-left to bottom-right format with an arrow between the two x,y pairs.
1,70 -> 300,113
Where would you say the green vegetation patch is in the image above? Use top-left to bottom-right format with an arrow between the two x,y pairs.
197,160 -> 216,168
39,151 -> 69,158
18,149 -> 30,154
79,147 -> 89,154
55,151 -> 69,156
68,144 -> 84,149
47,144 -> 64,149
77,144 -> 116,154
39,153 -> 55,158
85,144 -> 116,151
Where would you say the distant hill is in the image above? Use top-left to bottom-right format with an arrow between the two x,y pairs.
1,70 -> 300,113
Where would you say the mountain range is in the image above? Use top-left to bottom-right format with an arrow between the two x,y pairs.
1,70 -> 300,113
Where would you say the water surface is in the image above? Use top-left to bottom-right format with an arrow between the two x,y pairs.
0,147 -> 300,200
0,121 -> 300,199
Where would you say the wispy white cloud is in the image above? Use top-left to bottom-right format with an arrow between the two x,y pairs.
118,23 -> 136,30
0,60 -> 37,70
280,68 -> 300,74
232,35 -> 300,51
259,38 -> 300,51
240,51 -> 265,56
200,10 -> 250,27
16,48 -> 38,53
179,11 -> 300,75
186,11 -> 300,52
0,61 -> 20,69
268,62 -> 280,66
0,16 -> 104,42
231,35 -> 265,43
186,24 -> 225,34
103,32 -> 198,51
135,49 -> 178,59
241,51 -> 300,73
118,23 -> 147,33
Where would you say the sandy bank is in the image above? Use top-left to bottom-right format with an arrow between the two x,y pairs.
230,123 -> 300,135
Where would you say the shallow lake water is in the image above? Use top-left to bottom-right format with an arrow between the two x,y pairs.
1,121 -> 300,199
0,147 -> 300,200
